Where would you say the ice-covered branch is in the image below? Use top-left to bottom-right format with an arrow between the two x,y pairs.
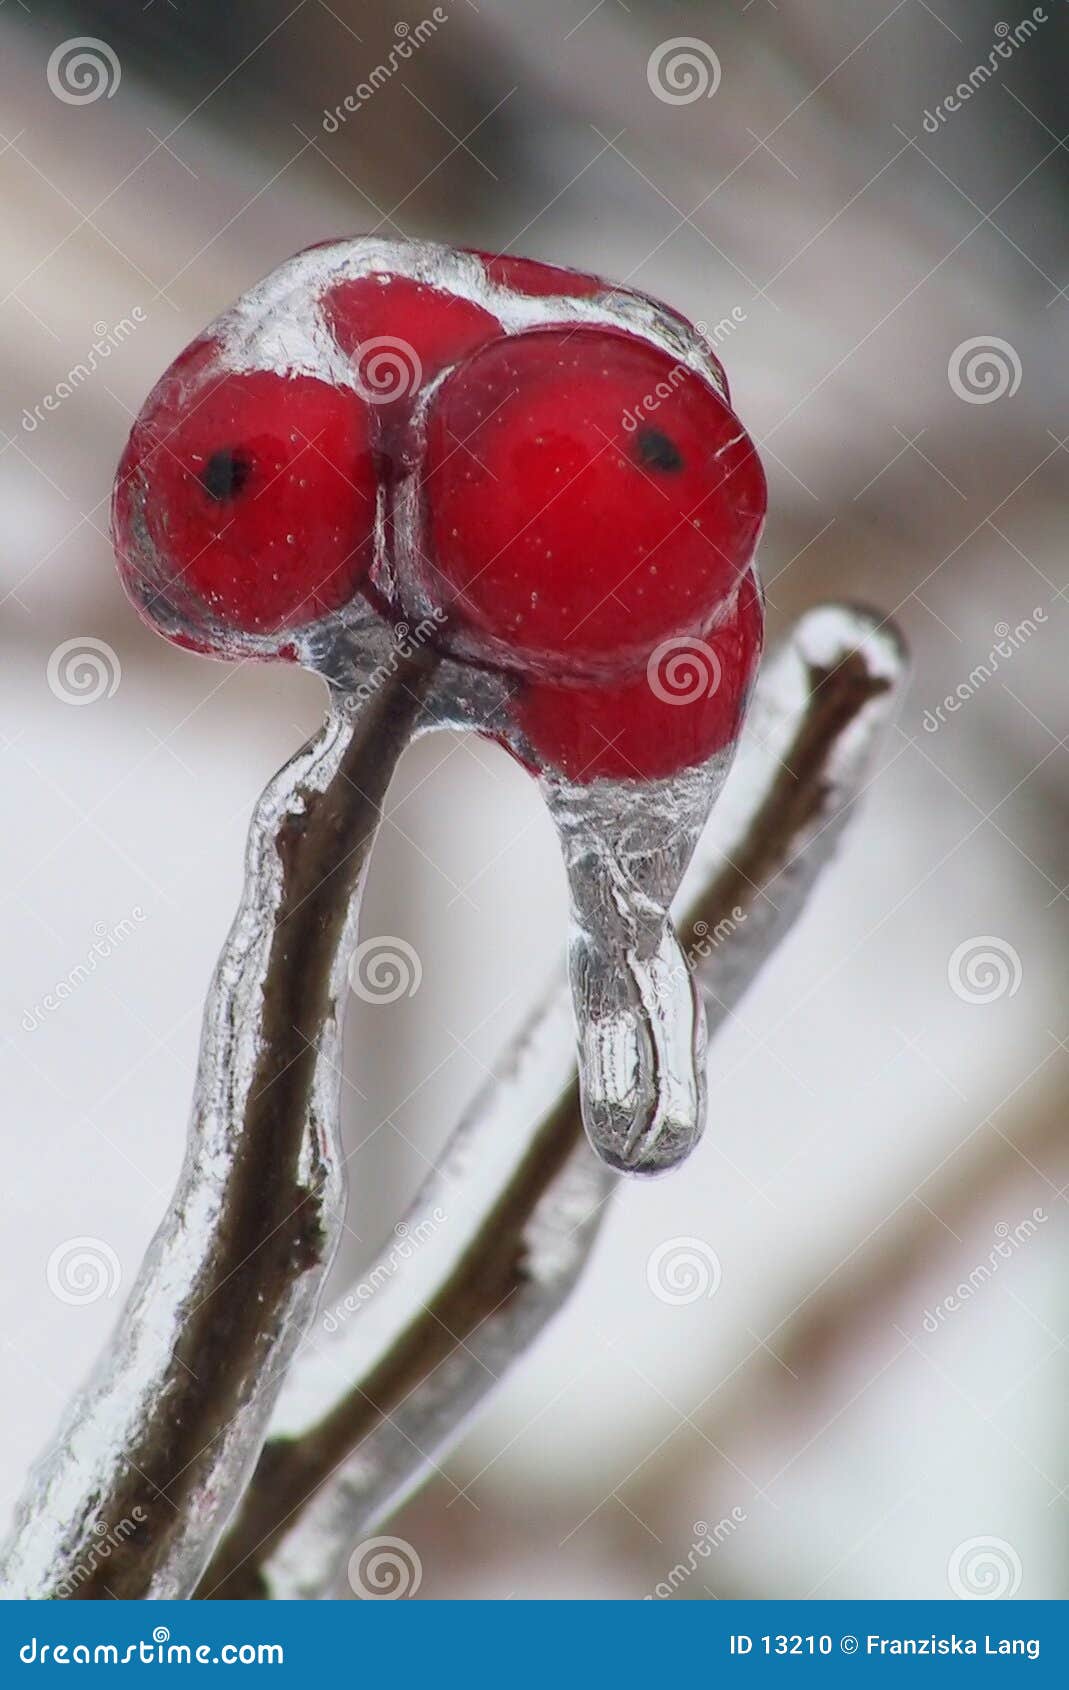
200,605 -> 906,1599
0,651 -> 438,1601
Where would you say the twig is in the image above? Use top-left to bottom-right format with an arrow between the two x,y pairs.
0,649 -> 438,1600
200,605 -> 906,1598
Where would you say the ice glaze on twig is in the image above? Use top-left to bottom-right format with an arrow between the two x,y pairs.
0,651 -> 438,1601
200,605 -> 906,1599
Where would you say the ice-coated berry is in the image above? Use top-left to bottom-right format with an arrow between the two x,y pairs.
517,571 -> 764,781
113,238 -> 766,785
323,273 -> 501,425
473,250 -> 606,300
114,360 -> 377,642
415,327 -> 765,680
110,238 -> 773,1190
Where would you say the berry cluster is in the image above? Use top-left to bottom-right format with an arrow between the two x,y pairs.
114,240 -> 766,781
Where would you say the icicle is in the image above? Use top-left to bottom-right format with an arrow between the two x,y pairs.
545,758 -> 733,1173
200,606 -> 907,1599
12,235 -> 778,1597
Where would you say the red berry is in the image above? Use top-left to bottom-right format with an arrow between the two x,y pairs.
323,273 -> 501,424
415,327 -> 766,680
114,362 -> 377,643
516,572 -> 764,781
112,238 -> 767,786
473,250 -> 605,300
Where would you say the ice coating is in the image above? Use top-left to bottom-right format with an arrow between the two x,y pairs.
111,236 -> 768,1174
546,759 -> 728,1172
238,607 -> 906,1598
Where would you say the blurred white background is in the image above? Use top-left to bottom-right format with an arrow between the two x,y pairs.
1,0 -> 1066,1599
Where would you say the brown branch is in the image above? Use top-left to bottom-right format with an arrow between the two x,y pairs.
22,649 -> 439,1601
200,637 -> 895,1598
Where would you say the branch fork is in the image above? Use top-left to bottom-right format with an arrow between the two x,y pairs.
0,606 -> 906,1601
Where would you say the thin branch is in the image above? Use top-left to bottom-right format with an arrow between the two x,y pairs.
0,649 -> 438,1601
201,605 -> 907,1598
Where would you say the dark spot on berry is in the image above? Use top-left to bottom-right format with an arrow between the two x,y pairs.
635,428 -> 683,473
201,448 -> 251,501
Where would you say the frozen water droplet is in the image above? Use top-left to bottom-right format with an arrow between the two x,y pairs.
545,753 -> 733,1175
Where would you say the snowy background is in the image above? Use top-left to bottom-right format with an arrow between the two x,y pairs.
1,0 -> 1066,1599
